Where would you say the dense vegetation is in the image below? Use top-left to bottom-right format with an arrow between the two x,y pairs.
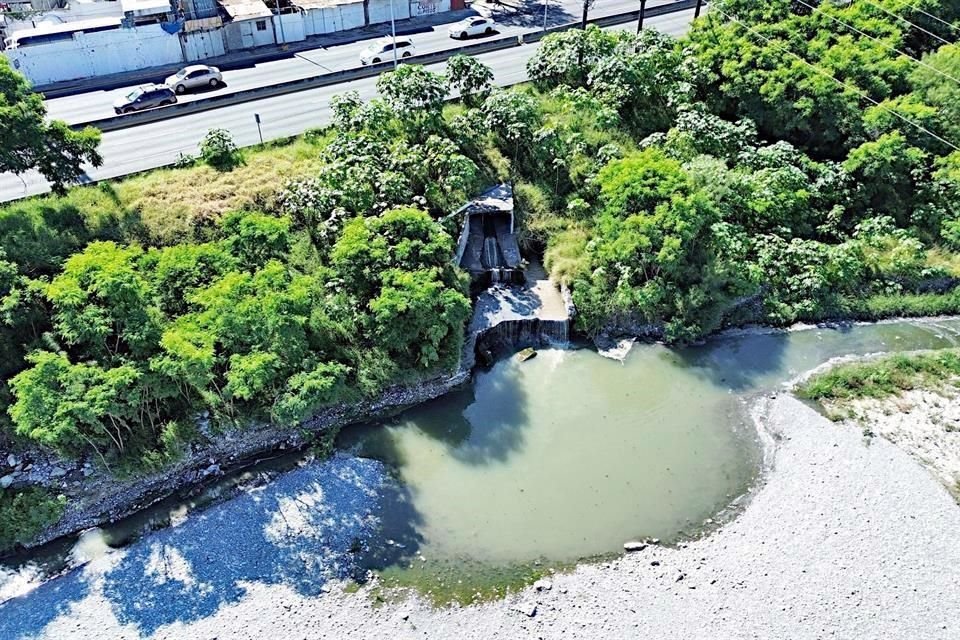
797,350 -> 960,401
0,487 -> 65,551
526,0 -> 960,340
0,63 -> 491,471
1,0 -> 960,524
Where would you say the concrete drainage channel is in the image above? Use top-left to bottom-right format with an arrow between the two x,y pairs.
72,0 -> 699,134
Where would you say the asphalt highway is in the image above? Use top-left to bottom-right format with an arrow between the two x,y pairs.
1,5 -> 697,202
45,0 -> 679,125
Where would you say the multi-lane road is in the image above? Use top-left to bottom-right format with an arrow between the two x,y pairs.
0,2 -> 699,202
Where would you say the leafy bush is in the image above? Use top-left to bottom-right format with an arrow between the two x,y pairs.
199,128 -> 243,172
0,487 -> 66,552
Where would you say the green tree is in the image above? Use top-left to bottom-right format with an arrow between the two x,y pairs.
481,89 -> 542,165
0,57 -> 101,194
595,147 -> 689,217
842,131 -> 927,225
908,42 -> 960,148
143,242 -> 236,317
272,361 -> 349,426
687,0 -> 917,156
199,128 -> 243,171
446,54 -> 494,107
331,207 -> 457,299
376,65 -> 448,131
153,261 -> 320,419
45,241 -> 161,361
930,151 -> 960,248
370,268 -> 471,368
527,26 -> 627,89
9,351 -> 148,460
221,211 -> 291,270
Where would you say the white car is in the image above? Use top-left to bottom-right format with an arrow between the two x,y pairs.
360,37 -> 416,65
165,65 -> 223,94
447,17 -> 497,39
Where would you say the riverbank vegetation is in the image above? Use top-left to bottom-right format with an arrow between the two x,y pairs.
0,487 -> 65,551
2,0 -> 960,542
797,350 -> 960,401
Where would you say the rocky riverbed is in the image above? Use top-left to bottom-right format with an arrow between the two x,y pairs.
10,394 -> 959,639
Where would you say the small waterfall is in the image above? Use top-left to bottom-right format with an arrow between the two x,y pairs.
474,317 -> 571,366
481,236 -> 504,270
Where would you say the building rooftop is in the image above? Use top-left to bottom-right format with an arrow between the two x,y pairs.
218,0 -> 273,20
120,0 -> 173,16
7,16 -> 122,39
290,0 -> 363,9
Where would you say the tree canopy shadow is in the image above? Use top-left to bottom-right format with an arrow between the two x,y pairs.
92,454 -> 421,636
491,1 -> 577,28
668,330 -> 793,392
0,567 -> 90,640
342,360 -> 531,469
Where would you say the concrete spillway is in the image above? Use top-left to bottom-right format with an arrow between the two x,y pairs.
464,261 -> 574,367
451,184 -> 574,366
454,184 -> 523,286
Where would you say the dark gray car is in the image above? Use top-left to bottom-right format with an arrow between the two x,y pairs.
113,84 -> 178,114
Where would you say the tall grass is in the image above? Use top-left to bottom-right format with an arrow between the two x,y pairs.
0,135 -> 329,249
797,350 -> 960,401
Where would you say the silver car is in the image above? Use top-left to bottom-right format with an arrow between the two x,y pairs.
165,65 -> 223,94
112,84 -> 178,114
360,37 -> 416,65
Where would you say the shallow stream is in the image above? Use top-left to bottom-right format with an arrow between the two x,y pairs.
2,319 -> 960,633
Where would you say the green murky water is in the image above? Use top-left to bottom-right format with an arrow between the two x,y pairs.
339,319 -> 960,598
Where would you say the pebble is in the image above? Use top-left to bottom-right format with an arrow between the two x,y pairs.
533,578 -> 553,592
624,541 -> 647,552
0,474 -> 13,489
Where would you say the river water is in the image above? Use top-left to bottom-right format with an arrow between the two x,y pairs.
2,319 -> 960,630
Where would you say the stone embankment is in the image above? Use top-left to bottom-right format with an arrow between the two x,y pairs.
0,369 -> 469,552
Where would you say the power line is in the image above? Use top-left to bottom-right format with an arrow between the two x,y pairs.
711,7 -> 960,152
794,0 -> 960,87
858,0 -> 954,47
908,3 -> 960,36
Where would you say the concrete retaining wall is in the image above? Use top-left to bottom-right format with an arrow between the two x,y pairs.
6,23 -> 184,85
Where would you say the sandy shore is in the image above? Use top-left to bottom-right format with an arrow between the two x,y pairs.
19,394 -> 960,640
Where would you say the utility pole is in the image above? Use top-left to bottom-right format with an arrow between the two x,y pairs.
275,0 -> 286,43
390,0 -> 398,68
580,0 -> 593,30
694,0 -> 703,19
543,0 -> 548,31
637,0 -> 646,33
